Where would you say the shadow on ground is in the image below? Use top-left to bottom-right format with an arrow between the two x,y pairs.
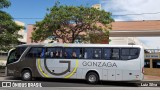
33,78 -> 139,87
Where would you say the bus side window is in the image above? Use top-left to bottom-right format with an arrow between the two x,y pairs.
15,47 -> 27,60
64,48 -> 82,59
45,48 -> 52,58
111,48 -> 120,60
46,48 -> 63,59
121,48 -> 140,60
84,48 -> 92,59
64,48 -> 72,59
72,48 -> 82,59
93,48 -> 101,59
79,48 -> 83,58
26,47 -> 43,58
103,48 -> 112,60
130,48 -> 139,59
121,48 -> 130,60
40,49 -> 45,58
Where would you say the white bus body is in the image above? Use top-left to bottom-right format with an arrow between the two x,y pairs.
6,44 -> 144,84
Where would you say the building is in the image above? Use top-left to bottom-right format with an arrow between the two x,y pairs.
27,20 -> 159,48
92,4 -> 101,10
144,49 -> 160,76
109,37 -> 149,49
27,24 -> 70,44
109,20 -> 160,49
15,21 -> 27,43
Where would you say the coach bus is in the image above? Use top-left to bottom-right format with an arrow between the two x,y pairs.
6,44 -> 144,84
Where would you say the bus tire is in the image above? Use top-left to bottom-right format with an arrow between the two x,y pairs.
86,72 -> 99,84
21,70 -> 32,81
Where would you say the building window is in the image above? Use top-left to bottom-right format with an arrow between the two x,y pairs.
152,60 -> 160,68
144,59 -> 150,68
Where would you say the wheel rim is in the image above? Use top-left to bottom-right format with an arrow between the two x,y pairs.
24,72 -> 30,79
88,75 -> 96,83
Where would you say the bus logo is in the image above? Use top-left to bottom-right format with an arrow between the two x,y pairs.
44,60 -> 71,76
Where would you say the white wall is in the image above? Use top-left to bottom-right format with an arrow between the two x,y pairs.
109,37 -> 149,49
15,21 -> 27,43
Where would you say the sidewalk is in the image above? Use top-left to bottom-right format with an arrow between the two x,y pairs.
144,75 -> 160,81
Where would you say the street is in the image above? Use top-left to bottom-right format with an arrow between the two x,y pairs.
0,76 -> 138,87
0,76 -> 159,90
0,76 -> 159,87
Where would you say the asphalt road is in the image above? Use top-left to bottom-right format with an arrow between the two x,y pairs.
0,76 -> 157,87
0,76 -> 140,87
0,76 -> 159,90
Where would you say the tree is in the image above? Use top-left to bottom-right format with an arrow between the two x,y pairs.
32,3 -> 114,43
0,0 -> 11,8
0,0 -> 23,51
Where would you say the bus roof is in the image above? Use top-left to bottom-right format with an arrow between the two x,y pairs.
16,43 -> 143,48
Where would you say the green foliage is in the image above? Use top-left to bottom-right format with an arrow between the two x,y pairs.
0,0 -> 11,9
32,3 -> 114,43
0,0 -> 23,51
0,66 -> 5,69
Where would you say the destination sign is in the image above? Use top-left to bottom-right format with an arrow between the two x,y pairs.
145,54 -> 160,59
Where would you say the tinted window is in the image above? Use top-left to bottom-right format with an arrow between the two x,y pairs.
46,48 -> 63,58
93,48 -> 102,59
122,49 -> 129,55
130,49 -> 139,55
7,49 -> 16,64
103,48 -> 120,60
26,47 -> 43,58
121,48 -> 140,60
103,48 -> 112,60
84,48 -> 93,59
64,48 -> 82,59
7,47 -> 27,64
111,48 -> 120,60
15,47 -> 27,59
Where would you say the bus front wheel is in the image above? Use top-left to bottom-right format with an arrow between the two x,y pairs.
86,72 -> 99,84
22,70 -> 32,81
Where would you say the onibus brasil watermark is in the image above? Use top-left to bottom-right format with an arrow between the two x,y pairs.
1,82 -> 42,87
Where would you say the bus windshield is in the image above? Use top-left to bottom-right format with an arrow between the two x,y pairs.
7,47 -> 27,64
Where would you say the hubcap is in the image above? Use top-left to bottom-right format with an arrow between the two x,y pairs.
88,75 -> 96,83
24,72 -> 30,79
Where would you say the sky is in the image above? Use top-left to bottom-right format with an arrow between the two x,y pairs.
100,0 -> 160,49
3,0 -> 99,24
2,0 -> 160,49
